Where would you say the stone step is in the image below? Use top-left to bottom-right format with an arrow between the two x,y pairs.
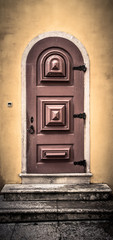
1,183 -> 112,201
0,199 -> 113,223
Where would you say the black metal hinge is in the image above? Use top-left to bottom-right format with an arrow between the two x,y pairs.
74,160 -> 86,167
73,112 -> 86,120
73,65 -> 87,72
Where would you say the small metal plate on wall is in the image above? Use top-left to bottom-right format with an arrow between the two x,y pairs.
7,102 -> 13,107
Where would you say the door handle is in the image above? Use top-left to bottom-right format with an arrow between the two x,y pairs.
46,152 -> 66,157
28,125 -> 35,134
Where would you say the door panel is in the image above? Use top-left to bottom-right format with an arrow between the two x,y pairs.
38,145 -> 72,162
26,37 -> 85,173
37,97 -> 72,132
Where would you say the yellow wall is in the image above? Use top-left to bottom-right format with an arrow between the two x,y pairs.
0,0 -> 113,189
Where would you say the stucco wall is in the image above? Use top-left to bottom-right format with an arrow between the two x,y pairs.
0,0 -> 113,189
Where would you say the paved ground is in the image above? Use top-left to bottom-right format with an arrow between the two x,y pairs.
0,221 -> 113,240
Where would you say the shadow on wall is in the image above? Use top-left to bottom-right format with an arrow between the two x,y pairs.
0,177 -> 5,191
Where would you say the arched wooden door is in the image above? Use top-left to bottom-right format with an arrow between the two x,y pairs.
26,37 -> 86,173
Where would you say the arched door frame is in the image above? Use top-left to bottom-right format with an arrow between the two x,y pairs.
20,31 -> 92,184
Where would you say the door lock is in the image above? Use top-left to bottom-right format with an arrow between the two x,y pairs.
28,125 -> 35,134
30,116 -> 34,123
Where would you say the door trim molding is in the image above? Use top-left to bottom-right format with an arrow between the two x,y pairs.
21,31 -> 91,182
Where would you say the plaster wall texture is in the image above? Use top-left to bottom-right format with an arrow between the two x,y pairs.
0,0 -> 113,189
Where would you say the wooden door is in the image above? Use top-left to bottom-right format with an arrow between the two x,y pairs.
26,37 -> 86,173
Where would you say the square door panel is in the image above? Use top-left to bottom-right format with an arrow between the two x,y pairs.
46,104 -> 65,126
38,97 -> 71,131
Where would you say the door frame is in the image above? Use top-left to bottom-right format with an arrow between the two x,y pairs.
20,31 -> 92,183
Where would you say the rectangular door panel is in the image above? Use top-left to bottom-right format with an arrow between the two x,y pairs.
37,145 -> 73,163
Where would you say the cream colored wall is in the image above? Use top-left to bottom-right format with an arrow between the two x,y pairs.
0,0 -> 113,189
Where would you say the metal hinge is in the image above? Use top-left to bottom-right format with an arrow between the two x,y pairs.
73,65 -> 87,72
73,112 -> 86,120
74,160 -> 86,166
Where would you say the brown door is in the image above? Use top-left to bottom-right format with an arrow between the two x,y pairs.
26,37 -> 85,173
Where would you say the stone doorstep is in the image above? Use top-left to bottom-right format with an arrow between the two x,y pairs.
1,183 -> 112,201
0,200 -> 113,223
20,173 -> 92,184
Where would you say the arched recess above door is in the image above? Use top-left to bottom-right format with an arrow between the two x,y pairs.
20,31 -> 92,184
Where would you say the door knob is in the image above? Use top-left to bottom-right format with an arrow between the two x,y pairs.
28,125 -> 35,134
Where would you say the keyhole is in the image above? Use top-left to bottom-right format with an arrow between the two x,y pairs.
31,117 -> 34,123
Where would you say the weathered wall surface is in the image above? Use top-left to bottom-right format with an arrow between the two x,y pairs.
0,0 -> 113,189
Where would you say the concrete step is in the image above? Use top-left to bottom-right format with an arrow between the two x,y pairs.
0,199 -> 113,223
1,183 -> 112,201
